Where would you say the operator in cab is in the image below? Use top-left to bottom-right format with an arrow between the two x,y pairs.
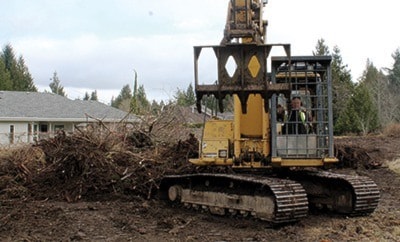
284,96 -> 312,134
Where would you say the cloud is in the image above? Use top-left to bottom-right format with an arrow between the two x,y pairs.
3,0 -> 400,104
15,32 -> 209,102
2,0 -> 234,104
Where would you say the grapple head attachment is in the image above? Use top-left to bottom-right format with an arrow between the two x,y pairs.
194,44 -> 291,114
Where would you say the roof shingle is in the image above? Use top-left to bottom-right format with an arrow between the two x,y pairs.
0,91 -> 137,122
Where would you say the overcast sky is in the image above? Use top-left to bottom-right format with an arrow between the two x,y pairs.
2,0 -> 399,104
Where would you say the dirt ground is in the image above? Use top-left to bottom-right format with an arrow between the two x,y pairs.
1,133 -> 400,242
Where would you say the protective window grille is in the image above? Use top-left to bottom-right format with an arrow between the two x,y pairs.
271,56 -> 332,159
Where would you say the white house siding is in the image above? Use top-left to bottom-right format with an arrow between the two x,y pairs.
0,121 -> 76,146
0,122 -> 29,145
0,92 -> 137,146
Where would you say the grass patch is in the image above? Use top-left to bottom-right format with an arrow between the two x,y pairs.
383,123 -> 400,137
388,158 -> 400,175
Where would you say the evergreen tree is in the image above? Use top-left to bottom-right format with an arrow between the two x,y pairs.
49,71 -> 66,96
330,46 -> 354,134
313,38 -> 330,56
175,82 -> 233,114
333,99 -> 357,134
134,85 -> 150,114
130,70 -> 150,115
387,48 -> 400,91
312,40 -> 354,134
1,44 -> 16,71
336,83 -> 379,135
223,95 -> 234,112
16,56 -> 37,91
150,100 -> 162,115
175,83 -> 196,107
195,94 -> 234,115
0,58 -> 12,90
174,88 -> 186,106
111,84 -> 132,111
83,92 -> 90,100
1,44 -> 37,91
186,83 -> 196,106
200,95 -> 219,115
90,90 -> 98,101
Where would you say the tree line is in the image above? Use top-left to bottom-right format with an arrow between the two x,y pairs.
2,41 -> 400,135
162,39 -> 400,135
314,39 -> 400,134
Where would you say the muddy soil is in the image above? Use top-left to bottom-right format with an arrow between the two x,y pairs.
1,135 -> 400,242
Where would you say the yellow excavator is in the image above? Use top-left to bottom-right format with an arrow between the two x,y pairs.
160,0 -> 379,223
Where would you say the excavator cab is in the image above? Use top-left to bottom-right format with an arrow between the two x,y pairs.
270,56 -> 337,167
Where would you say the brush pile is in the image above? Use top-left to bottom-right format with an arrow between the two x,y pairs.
0,123 -> 199,202
0,117 -> 385,204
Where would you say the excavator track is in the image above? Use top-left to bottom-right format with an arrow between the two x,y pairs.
286,170 -> 380,216
159,173 -> 308,224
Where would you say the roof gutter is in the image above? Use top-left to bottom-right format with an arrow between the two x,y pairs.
0,117 -> 138,122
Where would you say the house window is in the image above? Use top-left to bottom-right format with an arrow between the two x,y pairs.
54,125 -> 64,131
9,125 -> 14,144
40,124 -> 48,133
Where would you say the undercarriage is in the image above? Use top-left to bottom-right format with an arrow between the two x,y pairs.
286,170 -> 380,216
159,171 -> 380,224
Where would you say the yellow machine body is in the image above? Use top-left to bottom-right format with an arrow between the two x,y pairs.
190,69 -> 339,168
162,0 -> 379,224
190,103 -> 337,168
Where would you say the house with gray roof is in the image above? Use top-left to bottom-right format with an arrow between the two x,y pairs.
0,91 -> 137,145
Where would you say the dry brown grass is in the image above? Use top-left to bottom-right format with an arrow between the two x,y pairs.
388,158 -> 400,175
383,123 -> 400,137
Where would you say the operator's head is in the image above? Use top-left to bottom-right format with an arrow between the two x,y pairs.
291,96 -> 302,110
